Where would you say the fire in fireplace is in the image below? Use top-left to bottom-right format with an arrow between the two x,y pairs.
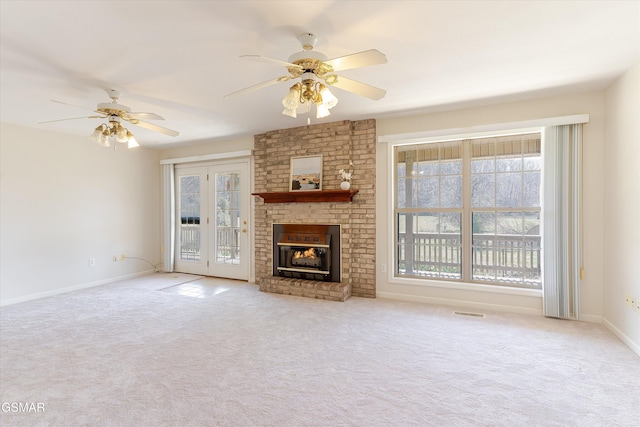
273,224 -> 340,282
292,247 -> 323,267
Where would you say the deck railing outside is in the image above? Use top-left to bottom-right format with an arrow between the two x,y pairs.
179,225 -> 239,264
180,224 -> 200,261
398,232 -> 541,286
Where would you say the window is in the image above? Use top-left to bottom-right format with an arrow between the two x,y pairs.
394,132 -> 542,289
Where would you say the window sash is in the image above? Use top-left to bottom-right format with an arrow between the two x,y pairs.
396,211 -> 463,280
394,133 -> 542,289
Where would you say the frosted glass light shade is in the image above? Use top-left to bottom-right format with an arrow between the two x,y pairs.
316,104 -> 330,119
282,86 -> 300,110
282,108 -> 297,118
115,125 -> 128,143
127,133 -> 139,149
320,87 -> 338,109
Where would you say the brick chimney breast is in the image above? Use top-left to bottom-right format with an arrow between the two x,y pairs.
253,119 -> 376,300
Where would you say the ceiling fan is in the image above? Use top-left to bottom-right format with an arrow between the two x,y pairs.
40,88 -> 179,148
224,33 -> 387,120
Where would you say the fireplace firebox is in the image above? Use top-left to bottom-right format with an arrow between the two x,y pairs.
273,224 -> 340,282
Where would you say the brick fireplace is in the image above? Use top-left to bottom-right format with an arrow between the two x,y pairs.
253,119 -> 376,301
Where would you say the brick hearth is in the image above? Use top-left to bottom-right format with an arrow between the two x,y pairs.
253,119 -> 376,300
259,277 -> 350,302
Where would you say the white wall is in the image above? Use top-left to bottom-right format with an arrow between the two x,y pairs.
0,123 -> 161,304
159,137 -> 254,161
375,91 -> 606,319
603,62 -> 640,354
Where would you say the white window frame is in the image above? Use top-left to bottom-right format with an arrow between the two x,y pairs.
379,115 -> 589,297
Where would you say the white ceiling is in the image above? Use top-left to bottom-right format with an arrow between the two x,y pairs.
1,1 -> 638,148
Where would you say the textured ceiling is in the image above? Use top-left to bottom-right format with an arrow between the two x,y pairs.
1,1 -> 638,148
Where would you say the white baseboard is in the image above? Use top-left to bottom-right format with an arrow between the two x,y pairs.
376,291 -> 543,316
0,270 -> 154,307
602,318 -> 640,358
578,313 -> 603,323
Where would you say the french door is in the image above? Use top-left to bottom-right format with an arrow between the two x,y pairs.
174,161 -> 250,280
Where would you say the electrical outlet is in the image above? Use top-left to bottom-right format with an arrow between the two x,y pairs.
634,297 -> 640,313
113,255 -> 118,262
631,296 -> 637,311
89,258 -> 96,267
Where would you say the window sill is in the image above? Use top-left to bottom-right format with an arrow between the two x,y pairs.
388,276 -> 543,297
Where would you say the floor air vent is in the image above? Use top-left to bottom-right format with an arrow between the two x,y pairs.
454,311 -> 486,318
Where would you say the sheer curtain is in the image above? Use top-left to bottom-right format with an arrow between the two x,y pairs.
542,124 -> 583,319
162,164 -> 175,273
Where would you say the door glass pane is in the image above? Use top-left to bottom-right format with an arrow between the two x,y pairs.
179,175 -> 201,261
215,172 -> 240,265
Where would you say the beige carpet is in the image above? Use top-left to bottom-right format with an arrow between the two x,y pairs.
1,273 -> 639,426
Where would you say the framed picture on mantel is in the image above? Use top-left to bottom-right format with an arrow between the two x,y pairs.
290,155 -> 323,191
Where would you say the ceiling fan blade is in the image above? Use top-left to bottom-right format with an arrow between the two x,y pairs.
223,76 -> 290,99
128,119 -> 179,137
38,115 -> 103,124
128,112 -> 165,121
50,99 -> 96,112
240,55 -> 303,70
329,75 -> 386,100
324,49 -> 387,72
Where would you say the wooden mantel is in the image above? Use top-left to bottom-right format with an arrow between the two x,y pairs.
252,189 -> 359,203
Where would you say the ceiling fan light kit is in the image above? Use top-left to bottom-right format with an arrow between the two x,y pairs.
281,74 -> 339,120
227,32 -> 387,123
89,119 -> 139,149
